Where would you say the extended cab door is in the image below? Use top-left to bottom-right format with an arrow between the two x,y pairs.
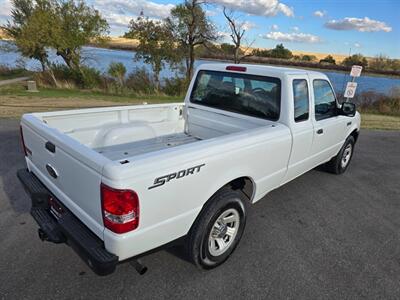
309,76 -> 347,164
284,76 -> 315,183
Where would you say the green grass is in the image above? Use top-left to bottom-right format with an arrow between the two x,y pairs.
1,83 -> 399,131
0,68 -> 33,80
0,83 -> 182,103
360,113 -> 400,130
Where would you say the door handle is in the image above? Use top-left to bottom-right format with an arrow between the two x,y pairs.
316,129 -> 324,134
45,141 -> 56,153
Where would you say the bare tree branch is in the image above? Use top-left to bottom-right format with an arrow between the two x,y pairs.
222,7 -> 249,64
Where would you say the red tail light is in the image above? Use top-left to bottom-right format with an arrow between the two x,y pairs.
101,184 -> 139,234
226,66 -> 247,72
20,125 -> 28,156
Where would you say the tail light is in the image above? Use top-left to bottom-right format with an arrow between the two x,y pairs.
20,125 -> 28,156
101,184 -> 139,234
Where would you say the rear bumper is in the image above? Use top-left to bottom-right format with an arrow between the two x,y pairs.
17,169 -> 118,276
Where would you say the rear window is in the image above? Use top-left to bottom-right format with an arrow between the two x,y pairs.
190,70 -> 281,121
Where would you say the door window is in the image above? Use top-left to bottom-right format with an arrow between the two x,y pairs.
313,80 -> 337,121
293,79 -> 309,122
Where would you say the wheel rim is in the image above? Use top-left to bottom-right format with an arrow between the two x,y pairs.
208,208 -> 240,256
341,143 -> 353,168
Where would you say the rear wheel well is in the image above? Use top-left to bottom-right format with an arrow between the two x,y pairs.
222,177 -> 254,202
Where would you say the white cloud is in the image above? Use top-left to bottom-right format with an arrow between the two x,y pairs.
242,21 -> 256,31
263,31 -> 321,43
213,0 -> 294,17
313,10 -> 326,18
93,0 -> 175,25
0,0 -> 12,22
292,26 -> 299,31
206,9 -> 217,17
271,24 -> 279,30
105,13 -> 134,28
218,31 -> 231,41
325,17 -> 392,32
354,42 -> 361,48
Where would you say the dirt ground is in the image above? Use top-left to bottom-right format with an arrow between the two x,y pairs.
0,96 -> 127,118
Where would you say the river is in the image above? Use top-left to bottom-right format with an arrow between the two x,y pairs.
1,42 -> 399,95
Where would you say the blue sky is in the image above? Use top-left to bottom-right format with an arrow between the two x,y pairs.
1,0 -> 399,58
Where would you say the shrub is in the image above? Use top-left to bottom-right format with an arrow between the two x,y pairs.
125,67 -> 157,94
342,54 -> 368,68
320,55 -> 336,65
344,90 -> 400,116
107,62 -> 126,85
80,66 -> 103,89
0,64 -> 31,80
163,76 -> 188,96
252,44 -> 292,59
34,64 -> 102,89
300,55 -> 317,62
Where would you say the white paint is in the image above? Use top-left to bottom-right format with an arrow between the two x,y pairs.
350,65 -> 363,77
20,63 -> 361,261
344,82 -> 358,98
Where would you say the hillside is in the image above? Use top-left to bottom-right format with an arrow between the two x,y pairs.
99,36 -> 351,63
0,32 -> 362,64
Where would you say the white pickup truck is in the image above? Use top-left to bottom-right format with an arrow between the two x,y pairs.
18,63 -> 360,275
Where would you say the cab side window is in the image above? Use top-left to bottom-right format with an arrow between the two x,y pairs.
313,79 -> 337,121
293,79 -> 309,122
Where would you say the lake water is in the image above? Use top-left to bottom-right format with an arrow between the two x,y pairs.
1,41 -> 399,95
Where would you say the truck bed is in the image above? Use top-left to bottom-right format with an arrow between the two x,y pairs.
30,103 -> 267,162
94,132 -> 201,161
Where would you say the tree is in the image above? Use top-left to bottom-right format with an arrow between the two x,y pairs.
320,55 -> 336,65
268,44 -> 292,59
51,0 -> 109,71
251,45 -> 292,59
166,0 -> 217,81
251,48 -> 270,57
108,62 -> 126,86
2,0 -> 33,38
342,53 -> 368,68
124,15 -> 176,90
222,7 -> 253,64
220,43 -> 236,55
2,0 -> 47,70
2,0 -> 109,75
300,54 -> 317,62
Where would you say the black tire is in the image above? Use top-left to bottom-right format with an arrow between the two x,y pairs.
325,135 -> 355,174
186,187 -> 248,270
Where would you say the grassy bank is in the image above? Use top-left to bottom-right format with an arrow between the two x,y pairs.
1,82 -> 399,130
0,83 -> 181,118
0,66 -> 33,80
360,114 -> 400,130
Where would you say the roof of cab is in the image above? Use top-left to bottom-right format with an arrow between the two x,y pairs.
197,63 -> 326,78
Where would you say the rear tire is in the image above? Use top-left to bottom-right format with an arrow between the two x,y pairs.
186,188 -> 248,270
325,135 -> 355,174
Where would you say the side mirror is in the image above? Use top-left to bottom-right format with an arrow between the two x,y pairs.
340,102 -> 356,117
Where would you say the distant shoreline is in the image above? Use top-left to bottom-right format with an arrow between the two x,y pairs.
88,41 -> 400,78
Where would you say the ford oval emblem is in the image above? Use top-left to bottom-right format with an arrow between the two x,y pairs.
46,164 -> 58,179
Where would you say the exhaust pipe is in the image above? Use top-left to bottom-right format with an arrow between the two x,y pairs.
130,259 -> 148,275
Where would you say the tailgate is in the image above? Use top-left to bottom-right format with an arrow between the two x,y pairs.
21,115 -> 108,239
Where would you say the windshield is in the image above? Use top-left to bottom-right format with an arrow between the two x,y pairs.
190,70 -> 281,120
